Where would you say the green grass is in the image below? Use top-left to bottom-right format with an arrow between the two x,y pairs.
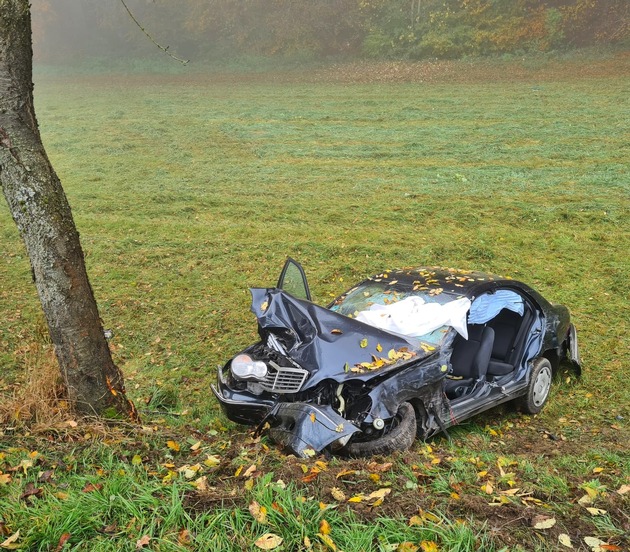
1,55 -> 629,550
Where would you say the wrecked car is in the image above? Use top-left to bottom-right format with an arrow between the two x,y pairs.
212,259 -> 581,458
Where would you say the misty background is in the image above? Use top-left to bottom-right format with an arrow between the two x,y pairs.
31,0 -> 629,66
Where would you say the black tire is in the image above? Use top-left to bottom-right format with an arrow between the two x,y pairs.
341,402 -> 416,458
519,357 -> 553,414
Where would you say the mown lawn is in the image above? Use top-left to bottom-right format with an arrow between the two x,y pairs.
1,54 -> 628,551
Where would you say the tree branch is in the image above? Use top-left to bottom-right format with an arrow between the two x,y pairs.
119,0 -> 189,65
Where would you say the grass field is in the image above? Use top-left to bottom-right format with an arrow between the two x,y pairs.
1,53 -> 629,551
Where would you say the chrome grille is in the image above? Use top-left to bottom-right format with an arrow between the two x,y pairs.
260,361 -> 308,393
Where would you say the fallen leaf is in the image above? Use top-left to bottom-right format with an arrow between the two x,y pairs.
254,533 -> 283,550
585,507 -> 607,516
317,533 -> 337,551
249,501 -> 268,524
558,533 -> 573,548
532,516 -> 556,529
177,529 -> 192,545
330,487 -> 346,501
592,467 -> 604,474
136,535 -> 151,549
204,455 -> 221,468
243,464 -> 257,478
0,474 -> 11,485
397,543 -> 419,552
260,301 -> 269,312
54,533 -> 71,551
0,530 -> 20,550
360,338 -> 368,348
310,412 -> 317,423
190,441 -> 202,451
166,440 -> 180,452
319,519 -> 331,535
578,494 -> 592,506
82,482 -> 103,494
420,541 -> 439,552
131,455 -> 143,466
584,536 -> 608,551
20,483 -> 43,500
616,484 -> 630,495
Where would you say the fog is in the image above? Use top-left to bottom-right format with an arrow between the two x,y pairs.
31,0 -> 628,67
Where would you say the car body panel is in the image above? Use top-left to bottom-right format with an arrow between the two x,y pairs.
214,262 -> 581,458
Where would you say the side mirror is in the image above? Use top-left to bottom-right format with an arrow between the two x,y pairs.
277,258 -> 312,301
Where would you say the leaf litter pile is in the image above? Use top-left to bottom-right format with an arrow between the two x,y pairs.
1,410 -> 627,551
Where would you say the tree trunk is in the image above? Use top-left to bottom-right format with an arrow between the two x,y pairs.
0,0 -> 137,420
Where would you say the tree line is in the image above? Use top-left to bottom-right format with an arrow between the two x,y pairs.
32,0 -> 628,64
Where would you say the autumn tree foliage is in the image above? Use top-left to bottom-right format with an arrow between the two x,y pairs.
31,0 -> 628,63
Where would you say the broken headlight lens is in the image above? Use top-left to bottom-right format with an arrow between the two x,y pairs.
230,354 -> 268,381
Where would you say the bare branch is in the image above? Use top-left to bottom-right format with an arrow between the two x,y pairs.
119,0 -> 189,65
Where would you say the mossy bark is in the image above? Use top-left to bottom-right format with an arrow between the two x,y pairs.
0,0 -> 137,420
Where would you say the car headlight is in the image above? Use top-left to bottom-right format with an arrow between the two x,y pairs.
231,354 -> 268,381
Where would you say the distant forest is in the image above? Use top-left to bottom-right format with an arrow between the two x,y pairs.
32,0 -> 629,63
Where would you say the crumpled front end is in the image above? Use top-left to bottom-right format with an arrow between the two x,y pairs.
264,403 -> 360,458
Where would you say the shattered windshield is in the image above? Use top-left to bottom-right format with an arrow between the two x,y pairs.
329,281 -> 467,346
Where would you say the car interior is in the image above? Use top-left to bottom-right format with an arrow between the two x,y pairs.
444,293 -> 536,400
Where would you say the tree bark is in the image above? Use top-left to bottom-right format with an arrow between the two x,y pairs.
0,0 -> 137,420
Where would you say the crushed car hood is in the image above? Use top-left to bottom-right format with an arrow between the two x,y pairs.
251,288 -> 438,386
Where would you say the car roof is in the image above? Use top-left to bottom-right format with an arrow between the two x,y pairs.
361,266 -> 527,299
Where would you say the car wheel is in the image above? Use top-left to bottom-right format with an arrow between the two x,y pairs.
519,357 -> 553,414
341,402 -> 416,458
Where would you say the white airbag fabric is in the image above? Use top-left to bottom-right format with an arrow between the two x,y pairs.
356,296 -> 471,339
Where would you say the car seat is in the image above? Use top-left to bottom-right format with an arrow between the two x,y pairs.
444,325 -> 495,399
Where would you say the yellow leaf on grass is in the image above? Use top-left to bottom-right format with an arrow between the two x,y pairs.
204,455 -> 221,468
348,495 -> 363,503
1,530 -> 20,550
409,515 -> 423,527
420,541 -> 439,552
319,519 -> 331,535
317,533 -> 337,551
131,455 -> 143,466
249,501 -> 268,524
166,440 -> 180,452
592,467 -> 604,474
254,533 -> 283,550
397,543 -> 419,552
583,486 -> 599,499
558,534 -> 573,548
533,517 -> 556,530
616,484 -> 630,495
0,474 -> 11,485
234,465 -> 243,477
